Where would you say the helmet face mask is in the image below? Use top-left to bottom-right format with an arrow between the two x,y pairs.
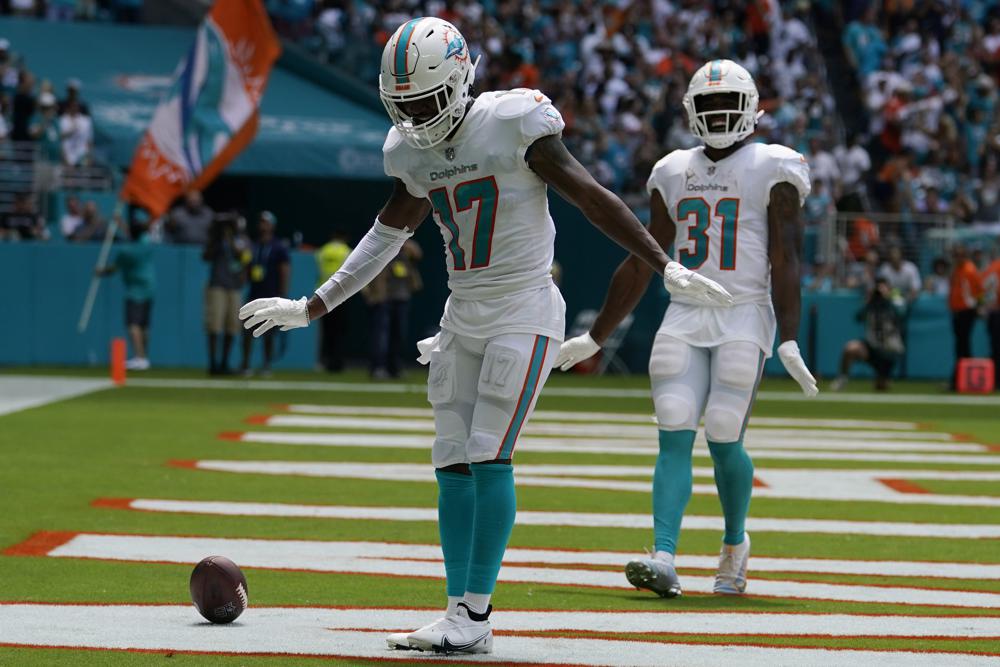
379,18 -> 477,149
683,60 -> 760,150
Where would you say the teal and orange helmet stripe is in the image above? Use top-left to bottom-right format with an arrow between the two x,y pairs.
394,18 -> 422,85
496,336 -> 550,460
707,59 -> 723,84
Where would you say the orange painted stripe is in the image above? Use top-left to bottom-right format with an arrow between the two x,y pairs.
752,477 -> 767,488
168,459 -> 198,469
245,414 -> 271,425
218,431 -> 245,441
3,531 -> 78,556
90,498 -> 134,510
878,479 -> 930,494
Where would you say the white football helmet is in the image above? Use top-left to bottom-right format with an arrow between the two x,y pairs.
379,17 -> 478,149
682,59 -> 760,149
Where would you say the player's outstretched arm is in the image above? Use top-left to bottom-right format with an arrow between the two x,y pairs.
554,191 -> 676,371
526,135 -> 669,273
240,179 -> 430,337
768,181 -> 818,396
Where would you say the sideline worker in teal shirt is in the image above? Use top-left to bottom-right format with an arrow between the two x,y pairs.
96,212 -> 156,370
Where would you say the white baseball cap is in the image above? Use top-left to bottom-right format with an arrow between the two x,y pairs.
39,91 -> 56,107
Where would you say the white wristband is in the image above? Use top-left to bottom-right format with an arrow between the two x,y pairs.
314,218 -> 412,311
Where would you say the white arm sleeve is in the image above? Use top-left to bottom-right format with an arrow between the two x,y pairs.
314,219 -> 413,311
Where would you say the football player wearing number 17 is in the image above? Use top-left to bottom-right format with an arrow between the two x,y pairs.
238,18 -> 732,656
557,60 -> 820,599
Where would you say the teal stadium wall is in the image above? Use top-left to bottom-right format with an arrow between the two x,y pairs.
2,237 -> 990,379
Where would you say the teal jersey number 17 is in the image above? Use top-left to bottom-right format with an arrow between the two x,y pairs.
428,176 -> 500,271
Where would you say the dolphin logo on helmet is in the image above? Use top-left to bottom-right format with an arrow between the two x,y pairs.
682,59 -> 762,150
379,17 -> 479,149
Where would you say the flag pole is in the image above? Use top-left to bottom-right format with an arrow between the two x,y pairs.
77,201 -> 125,334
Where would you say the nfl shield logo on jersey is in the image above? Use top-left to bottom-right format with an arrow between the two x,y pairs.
707,165 -> 716,175
445,147 -> 456,161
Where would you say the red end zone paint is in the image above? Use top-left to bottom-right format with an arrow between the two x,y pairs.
753,477 -> 767,488
2,531 -> 77,556
217,431 -> 245,442
879,479 -> 930,494
167,460 -> 199,469
244,414 -> 271,425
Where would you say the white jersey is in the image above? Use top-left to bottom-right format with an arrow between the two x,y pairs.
647,143 -> 810,355
384,88 -> 566,340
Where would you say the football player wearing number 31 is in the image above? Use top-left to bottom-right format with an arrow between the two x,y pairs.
237,18 -> 732,656
556,60 -> 819,600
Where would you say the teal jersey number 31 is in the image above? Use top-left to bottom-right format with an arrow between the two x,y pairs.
675,197 -> 740,271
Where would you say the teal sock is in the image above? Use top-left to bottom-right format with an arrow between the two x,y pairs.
466,463 -> 516,594
653,430 -> 695,555
435,469 -> 475,598
708,440 -> 754,545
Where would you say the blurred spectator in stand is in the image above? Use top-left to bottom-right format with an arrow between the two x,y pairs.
831,277 -> 906,392
835,133 -> 871,211
923,256 -> 950,296
314,229 -> 351,372
0,39 -> 18,93
59,99 -> 92,167
11,69 -> 35,141
166,190 -> 213,245
846,247 -> 881,292
9,0 -> 36,17
47,0 -> 77,21
69,201 -> 107,242
31,91 -> 61,191
803,178 -> 836,226
241,211 -> 289,377
203,212 -> 250,376
949,244 -> 984,390
362,239 -> 422,380
847,215 -> 880,260
59,195 -> 84,239
95,213 -> 155,370
983,252 -> 1000,389
878,245 -> 921,304
843,5 -> 887,79
58,78 -> 89,116
0,192 -> 47,241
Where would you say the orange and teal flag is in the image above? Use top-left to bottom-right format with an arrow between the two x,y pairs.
120,0 -> 280,217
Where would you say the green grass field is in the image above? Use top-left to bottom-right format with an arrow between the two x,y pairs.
1,369 -> 998,665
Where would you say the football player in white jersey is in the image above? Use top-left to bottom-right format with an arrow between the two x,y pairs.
556,59 -> 818,598
238,19 -> 731,654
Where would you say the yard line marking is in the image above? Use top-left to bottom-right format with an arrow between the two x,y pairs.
71,519 -> 1000,582
282,405 -> 922,431
96,498 -> 1000,539
178,460 -> 1000,507
226,430 -> 990,455
253,415 -> 954,443
0,376 -> 111,417
122,377 -> 1000,405
2,605 -> 998,665
2,603 -> 1000,640
10,533 -> 1000,608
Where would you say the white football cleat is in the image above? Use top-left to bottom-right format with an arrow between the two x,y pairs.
714,533 -> 751,594
406,603 -> 493,654
386,616 -> 444,651
625,550 -> 682,598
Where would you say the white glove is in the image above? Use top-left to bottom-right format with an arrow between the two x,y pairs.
777,340 -> 818,397
240,297 -> 309,338
554,332 -> 601,371
663,261 -> 734,307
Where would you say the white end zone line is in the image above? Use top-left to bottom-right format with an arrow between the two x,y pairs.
177,460 -> 1000,507
98,498 -> 1000,539
1,605 -> 997,666
228,430 -> 992,455
282,404 -> 923,431
0,376 -> 111,417
66,519 -> 1000,581
255,415 -> 956,443
10,533 -> 1000,609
